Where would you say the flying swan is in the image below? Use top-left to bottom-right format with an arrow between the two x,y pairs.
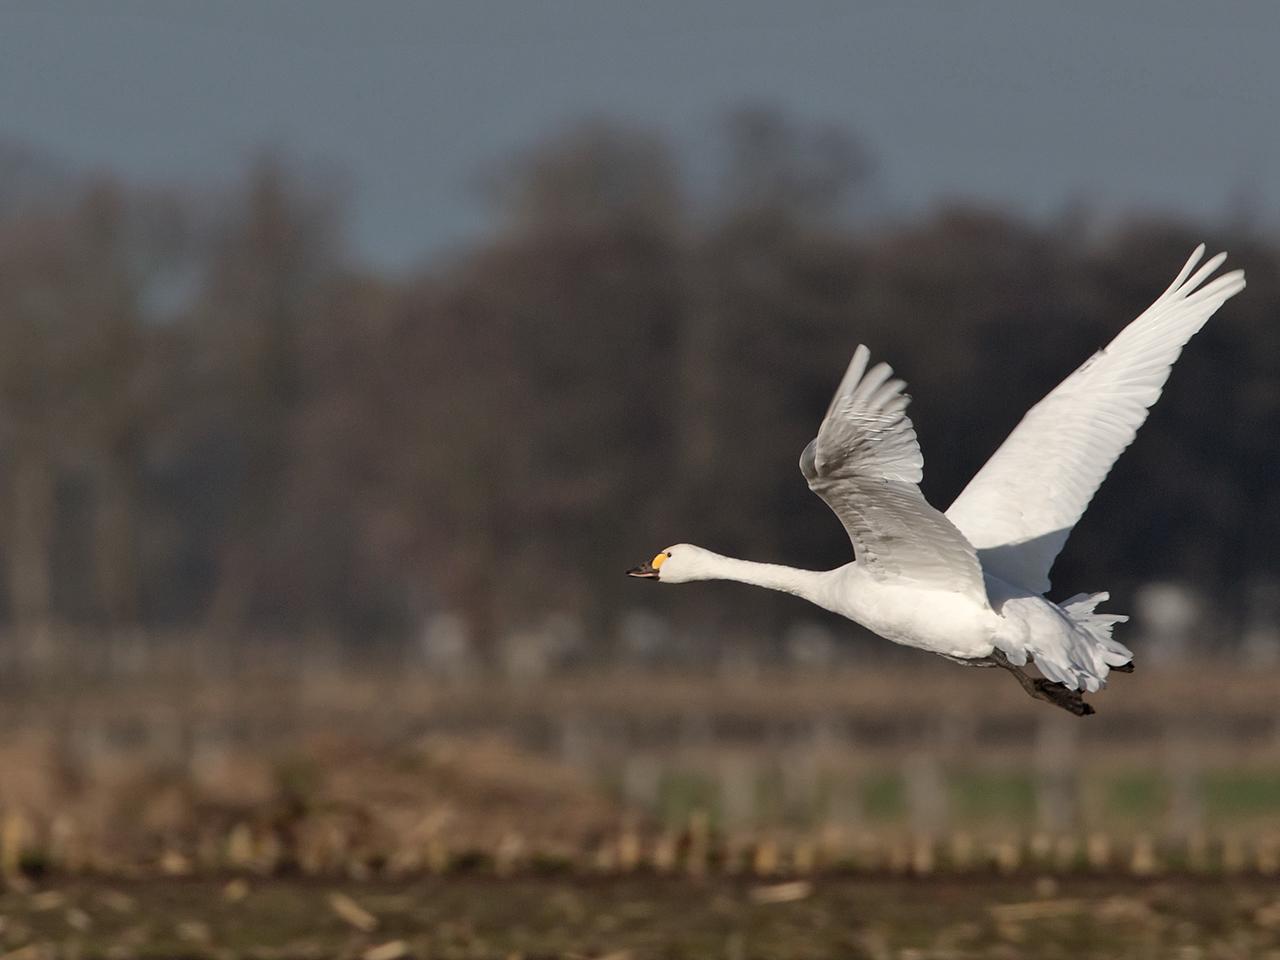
628,246 -> 1245,714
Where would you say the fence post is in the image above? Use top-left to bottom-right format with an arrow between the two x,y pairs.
1034,715 -> 1078,833
903,751 -> 946,839
1164,721 -> 1203,840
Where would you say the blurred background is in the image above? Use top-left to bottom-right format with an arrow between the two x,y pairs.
1,2 -> 1280,955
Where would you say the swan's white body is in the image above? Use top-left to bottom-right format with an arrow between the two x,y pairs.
636,246 -> 1245,694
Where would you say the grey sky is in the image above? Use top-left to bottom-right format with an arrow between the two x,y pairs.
2,1 -> 1277,269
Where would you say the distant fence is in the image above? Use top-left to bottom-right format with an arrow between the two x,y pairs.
2,659 -> 1280,876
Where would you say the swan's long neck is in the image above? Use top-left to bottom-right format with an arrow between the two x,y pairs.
694,553 -> 829,603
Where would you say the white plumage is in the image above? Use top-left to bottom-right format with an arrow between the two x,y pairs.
629,246 -> 1245,713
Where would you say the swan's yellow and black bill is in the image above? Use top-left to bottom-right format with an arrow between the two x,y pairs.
626,552 -> 667,579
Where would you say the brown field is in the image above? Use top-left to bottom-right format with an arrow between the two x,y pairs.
4,874 -> 1280,959
3,658 -> 1280,957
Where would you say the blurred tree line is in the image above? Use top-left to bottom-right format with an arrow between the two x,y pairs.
0,111 -> 1276,662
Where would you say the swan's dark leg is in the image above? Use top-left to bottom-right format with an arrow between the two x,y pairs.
987,650 -> 1096,717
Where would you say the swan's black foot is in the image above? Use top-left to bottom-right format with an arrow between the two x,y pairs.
988,650 -> 1096,716
1111,660 -> 1135,673
1032,678 -> 1096,716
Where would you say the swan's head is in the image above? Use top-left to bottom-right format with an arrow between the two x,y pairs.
625,544 -> 716,583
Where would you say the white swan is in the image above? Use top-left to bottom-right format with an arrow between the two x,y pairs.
628,245 -> 1245,714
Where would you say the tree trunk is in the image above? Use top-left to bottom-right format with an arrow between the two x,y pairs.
93,455 -> 139,625
9,442 -> 55,661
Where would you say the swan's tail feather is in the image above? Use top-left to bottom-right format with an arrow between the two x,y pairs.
1061,591 -> 1134,669
1020,591 -> 1134,694
1001,591 -> 1134,694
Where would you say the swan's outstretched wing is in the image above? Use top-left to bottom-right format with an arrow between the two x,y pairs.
801,345 -> 988,603
946,245 -> 1246,594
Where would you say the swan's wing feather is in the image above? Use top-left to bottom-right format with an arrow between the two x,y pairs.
945,245 -> 1246,594
802,346 -> 988,602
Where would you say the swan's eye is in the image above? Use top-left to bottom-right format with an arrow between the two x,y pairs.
652,552 -> 668,570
